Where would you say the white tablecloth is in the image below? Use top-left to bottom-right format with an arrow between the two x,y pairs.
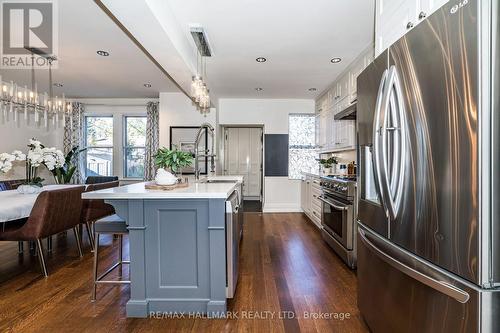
0,185 -> 80,223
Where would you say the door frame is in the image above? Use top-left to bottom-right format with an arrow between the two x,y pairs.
220,124 -> 264,202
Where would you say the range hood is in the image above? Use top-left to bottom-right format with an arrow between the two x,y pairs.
334,101 -> 357,120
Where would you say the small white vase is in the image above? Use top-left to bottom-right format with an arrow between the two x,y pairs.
17,185 -> 43,194
155,168 -> 178,186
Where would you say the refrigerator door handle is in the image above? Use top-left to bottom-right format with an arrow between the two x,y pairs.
379,66 -> 407,221
358,227 -> 470,304
372,69 -> 390,217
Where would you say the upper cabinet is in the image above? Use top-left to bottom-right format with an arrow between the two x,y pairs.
375,0 -> 450,56
315,46 -> 373,152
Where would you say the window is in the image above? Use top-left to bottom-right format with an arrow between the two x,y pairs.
288,114 -> 318,179
124,116 -> 147,178
85,116 -> 113,177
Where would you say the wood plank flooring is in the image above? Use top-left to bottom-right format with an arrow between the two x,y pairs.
0,213 -> 368,333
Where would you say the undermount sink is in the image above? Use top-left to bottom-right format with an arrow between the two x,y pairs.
199,179 -> 238,184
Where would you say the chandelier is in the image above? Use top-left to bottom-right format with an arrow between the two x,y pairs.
191,50 -> 211,116
0,52 -> 72,128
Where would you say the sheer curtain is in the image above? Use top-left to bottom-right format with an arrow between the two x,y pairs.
144,101 -> 159,181
63,102 -> 85,184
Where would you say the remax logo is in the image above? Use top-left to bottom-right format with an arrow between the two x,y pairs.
1,0 -> 58,69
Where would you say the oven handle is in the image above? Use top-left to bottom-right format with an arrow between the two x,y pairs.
318,196 -> 349,211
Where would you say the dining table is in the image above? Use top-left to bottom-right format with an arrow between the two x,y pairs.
0,185 -> 82,230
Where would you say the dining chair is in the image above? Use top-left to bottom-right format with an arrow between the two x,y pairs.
85,176 -> 119,185
0,186 -> 86,277
81,181 -> 120,250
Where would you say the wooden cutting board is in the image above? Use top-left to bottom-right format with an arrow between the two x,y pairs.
144,181 -> 189,191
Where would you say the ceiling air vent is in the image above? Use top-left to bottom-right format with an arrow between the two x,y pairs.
190,26 -> 212,57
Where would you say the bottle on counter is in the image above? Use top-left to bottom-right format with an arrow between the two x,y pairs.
348,161 -> 355,175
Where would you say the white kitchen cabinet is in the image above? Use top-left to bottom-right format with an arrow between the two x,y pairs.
421,0 -> 449,18
314,46 -> 372,153
300,177 -> 309,213
301,174 -> 322,229
375,0 -> 449,56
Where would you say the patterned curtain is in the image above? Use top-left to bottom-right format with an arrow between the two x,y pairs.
63,102 -> 85,184
144,101 -> 160,181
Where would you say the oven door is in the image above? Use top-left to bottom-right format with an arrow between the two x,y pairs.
319,194 -> 354,250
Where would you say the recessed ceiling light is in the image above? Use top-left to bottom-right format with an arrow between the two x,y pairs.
96,50 -> 110,57
255,87 -> 263,91
308,88 -> 317,91
53,83 -> 63,87
330,57 -> 342,63
144,83 -> 152,88
256,57 -> 267,63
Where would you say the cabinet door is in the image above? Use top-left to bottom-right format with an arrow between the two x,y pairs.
375,0 -> 418,56
420,0 -> 449,18
320,112 -> 327,149
301,178 -> 307,211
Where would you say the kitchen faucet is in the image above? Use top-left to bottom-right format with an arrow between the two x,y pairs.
194,123 -> 216,180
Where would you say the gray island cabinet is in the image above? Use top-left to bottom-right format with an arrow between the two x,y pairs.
82,178 -> 243,318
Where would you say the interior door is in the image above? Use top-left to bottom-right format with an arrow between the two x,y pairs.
386,0 -> 479,284
247,128 -> 262,199
357,50 -> 390,238
224,127 -> 263,200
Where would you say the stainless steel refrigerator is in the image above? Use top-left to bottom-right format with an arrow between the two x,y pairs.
356,0 -> 499,332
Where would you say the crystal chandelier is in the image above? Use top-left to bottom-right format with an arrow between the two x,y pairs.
191,51 -> 211,115
0,53 -> 72,128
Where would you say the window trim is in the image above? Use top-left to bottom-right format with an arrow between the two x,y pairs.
122,115 -> 147,179
84,115 -> 114,178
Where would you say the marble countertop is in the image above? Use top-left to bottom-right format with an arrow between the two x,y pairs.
82,176 -> 244,200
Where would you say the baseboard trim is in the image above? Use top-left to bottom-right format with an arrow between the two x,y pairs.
262,204 -> 303,213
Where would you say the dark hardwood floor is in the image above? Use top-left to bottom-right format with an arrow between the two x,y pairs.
0,213 -> 368,333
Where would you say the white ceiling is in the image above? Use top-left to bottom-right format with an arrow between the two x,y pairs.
0,0 -> 178,99
165,0 -> 375,99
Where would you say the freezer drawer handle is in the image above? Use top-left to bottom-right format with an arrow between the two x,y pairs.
358,228 -> 470,304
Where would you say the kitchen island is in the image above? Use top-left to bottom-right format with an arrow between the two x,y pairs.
82,176 -> 243,318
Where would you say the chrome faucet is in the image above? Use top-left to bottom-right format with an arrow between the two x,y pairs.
194,123 -> 216,180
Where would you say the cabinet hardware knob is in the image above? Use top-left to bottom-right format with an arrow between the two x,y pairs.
419,11 -> 427,20
407,22 -> 414,29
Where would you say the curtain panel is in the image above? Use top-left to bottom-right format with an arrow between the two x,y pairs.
63,102 -> 85,184
144,101 -> 160,181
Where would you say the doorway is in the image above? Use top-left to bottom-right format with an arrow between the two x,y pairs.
223,127 -> 263,211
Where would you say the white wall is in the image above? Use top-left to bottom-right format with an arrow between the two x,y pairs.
0,111 -> 64,182
218,98 -> 315,212
159,92 -> 216,148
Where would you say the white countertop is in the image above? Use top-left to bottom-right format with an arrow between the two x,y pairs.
82,176 -> 244,200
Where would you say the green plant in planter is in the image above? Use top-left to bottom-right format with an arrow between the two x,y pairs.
154,147 -> 193,175
318,156 -> 339,169
51,146 -> 86,184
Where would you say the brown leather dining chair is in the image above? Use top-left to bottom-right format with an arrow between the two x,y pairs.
81,181 -> 120,250
0,186 -> 86,277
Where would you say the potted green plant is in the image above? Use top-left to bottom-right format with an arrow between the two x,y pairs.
154,147 -> 194,182
50,146 -> 86,184
318,156 -> 339,175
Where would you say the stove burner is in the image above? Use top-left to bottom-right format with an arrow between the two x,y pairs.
320,176 -> 356,201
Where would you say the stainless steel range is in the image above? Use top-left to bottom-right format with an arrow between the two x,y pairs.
319,176 -> 357,268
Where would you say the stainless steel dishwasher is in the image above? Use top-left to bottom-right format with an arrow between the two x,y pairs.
226,190 -> 240,298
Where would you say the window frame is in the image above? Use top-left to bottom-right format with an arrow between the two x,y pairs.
122,115 -> 147,179
84,115 -> 114,178
288,113 -> 318,180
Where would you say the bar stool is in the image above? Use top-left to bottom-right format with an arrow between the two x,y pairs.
91,214 -> 130,301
